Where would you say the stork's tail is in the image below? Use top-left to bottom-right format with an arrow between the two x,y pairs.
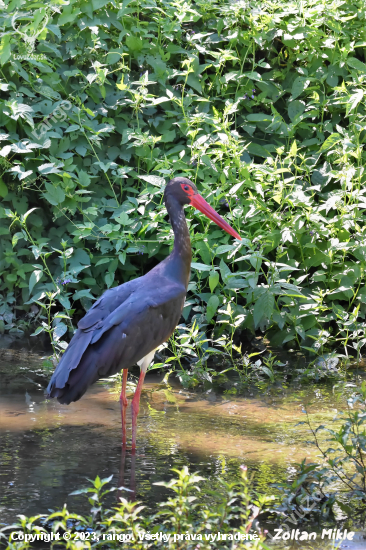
45,328 -> 94,404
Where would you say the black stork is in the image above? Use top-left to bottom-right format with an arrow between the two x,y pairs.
46,177 -> 241,450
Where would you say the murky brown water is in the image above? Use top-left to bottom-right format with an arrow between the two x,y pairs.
0,349 -> 365,549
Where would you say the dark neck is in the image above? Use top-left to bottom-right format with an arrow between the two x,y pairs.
165,194 -> 191,288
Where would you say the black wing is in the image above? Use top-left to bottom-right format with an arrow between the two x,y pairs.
46,276 -> 186,404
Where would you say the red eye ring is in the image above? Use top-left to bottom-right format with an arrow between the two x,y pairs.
180,183 -> 194,197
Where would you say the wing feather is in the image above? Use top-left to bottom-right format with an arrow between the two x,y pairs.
46,278 -> 185,404
77,280 -> 138,330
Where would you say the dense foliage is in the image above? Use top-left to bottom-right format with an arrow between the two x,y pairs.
1,0 -> 366,360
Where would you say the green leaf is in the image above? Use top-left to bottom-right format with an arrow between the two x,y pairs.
304,251 -> 330,268
246,113 -> 273,122
253,291 -> 274,328
215,245 -> 234,255
92,0 -> 110,7
187,74 -> 202,93
283,33 -> 296,47
101,474 -> 114,485
58,7 -> 82,26
288,100 -> 305,121
319,133 -> 341,152
39,163 -> 61,175
139,174 -> 165,187
242,71 -> 262,81
151,97 -> 170,105
126,35 -> 143,52
282,329 -> 296,344
105,271 -> 115,288
95,258 -> 111,266
55,313 -> 71,320
44,182 -> 65,205
12,232 -> 24,247
347,57 -> 366,73
201,155 -> 217,171
65,124 -> 80,133
295,325 -> 305,340
247,142 -> 271,158
206,295 -> 219,322
115,212 -> 132,226
249,252 -> 262,270
69,488 -> 91,496
195,240 -> 211,264
23,208 -> 39,222
76,145 -> 87,156
29,269 -> 43,295
53,322 -> 67,341
31,326 -> 44,336
160,129 -> 176,143
261,366 -> 274,382
348,89 -> 363,113
25,291 -> 47,305
228,182 -> 244,195
191,262 -> 211,271
291,77 -> 310,99
219,259 -> 231,283
0,145 -> 11,157
0,35 -> 11,66
47,24 -> 61,40
209,270 -> 219,293
58,295 -> 71,310
73,289 -> 94,300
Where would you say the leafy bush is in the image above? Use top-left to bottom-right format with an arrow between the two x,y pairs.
1,0 -> 366,358
0,466 -> 273,549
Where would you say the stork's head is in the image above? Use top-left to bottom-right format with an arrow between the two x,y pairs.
164,177 -> 198,205
165,177 -> 241,240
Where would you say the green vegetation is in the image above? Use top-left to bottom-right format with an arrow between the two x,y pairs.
0,466 -> 272,549
1,0 -> 366,367
275,380 -> 366,528
3,0 -> 366,541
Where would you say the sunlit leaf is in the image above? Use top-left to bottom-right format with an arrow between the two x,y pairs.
29,270 -> 43,295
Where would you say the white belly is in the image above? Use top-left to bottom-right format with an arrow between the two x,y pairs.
137,349 -> 156,373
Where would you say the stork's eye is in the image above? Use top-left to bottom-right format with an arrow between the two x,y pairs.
180,182 -> 193,195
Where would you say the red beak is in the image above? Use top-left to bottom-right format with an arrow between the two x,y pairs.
190,194 -> 241,240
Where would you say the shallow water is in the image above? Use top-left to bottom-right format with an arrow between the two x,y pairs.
0,348 -> 365,548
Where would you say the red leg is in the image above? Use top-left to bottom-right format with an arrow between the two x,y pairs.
119,369 -> 128,447
131,370 -> 146,451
